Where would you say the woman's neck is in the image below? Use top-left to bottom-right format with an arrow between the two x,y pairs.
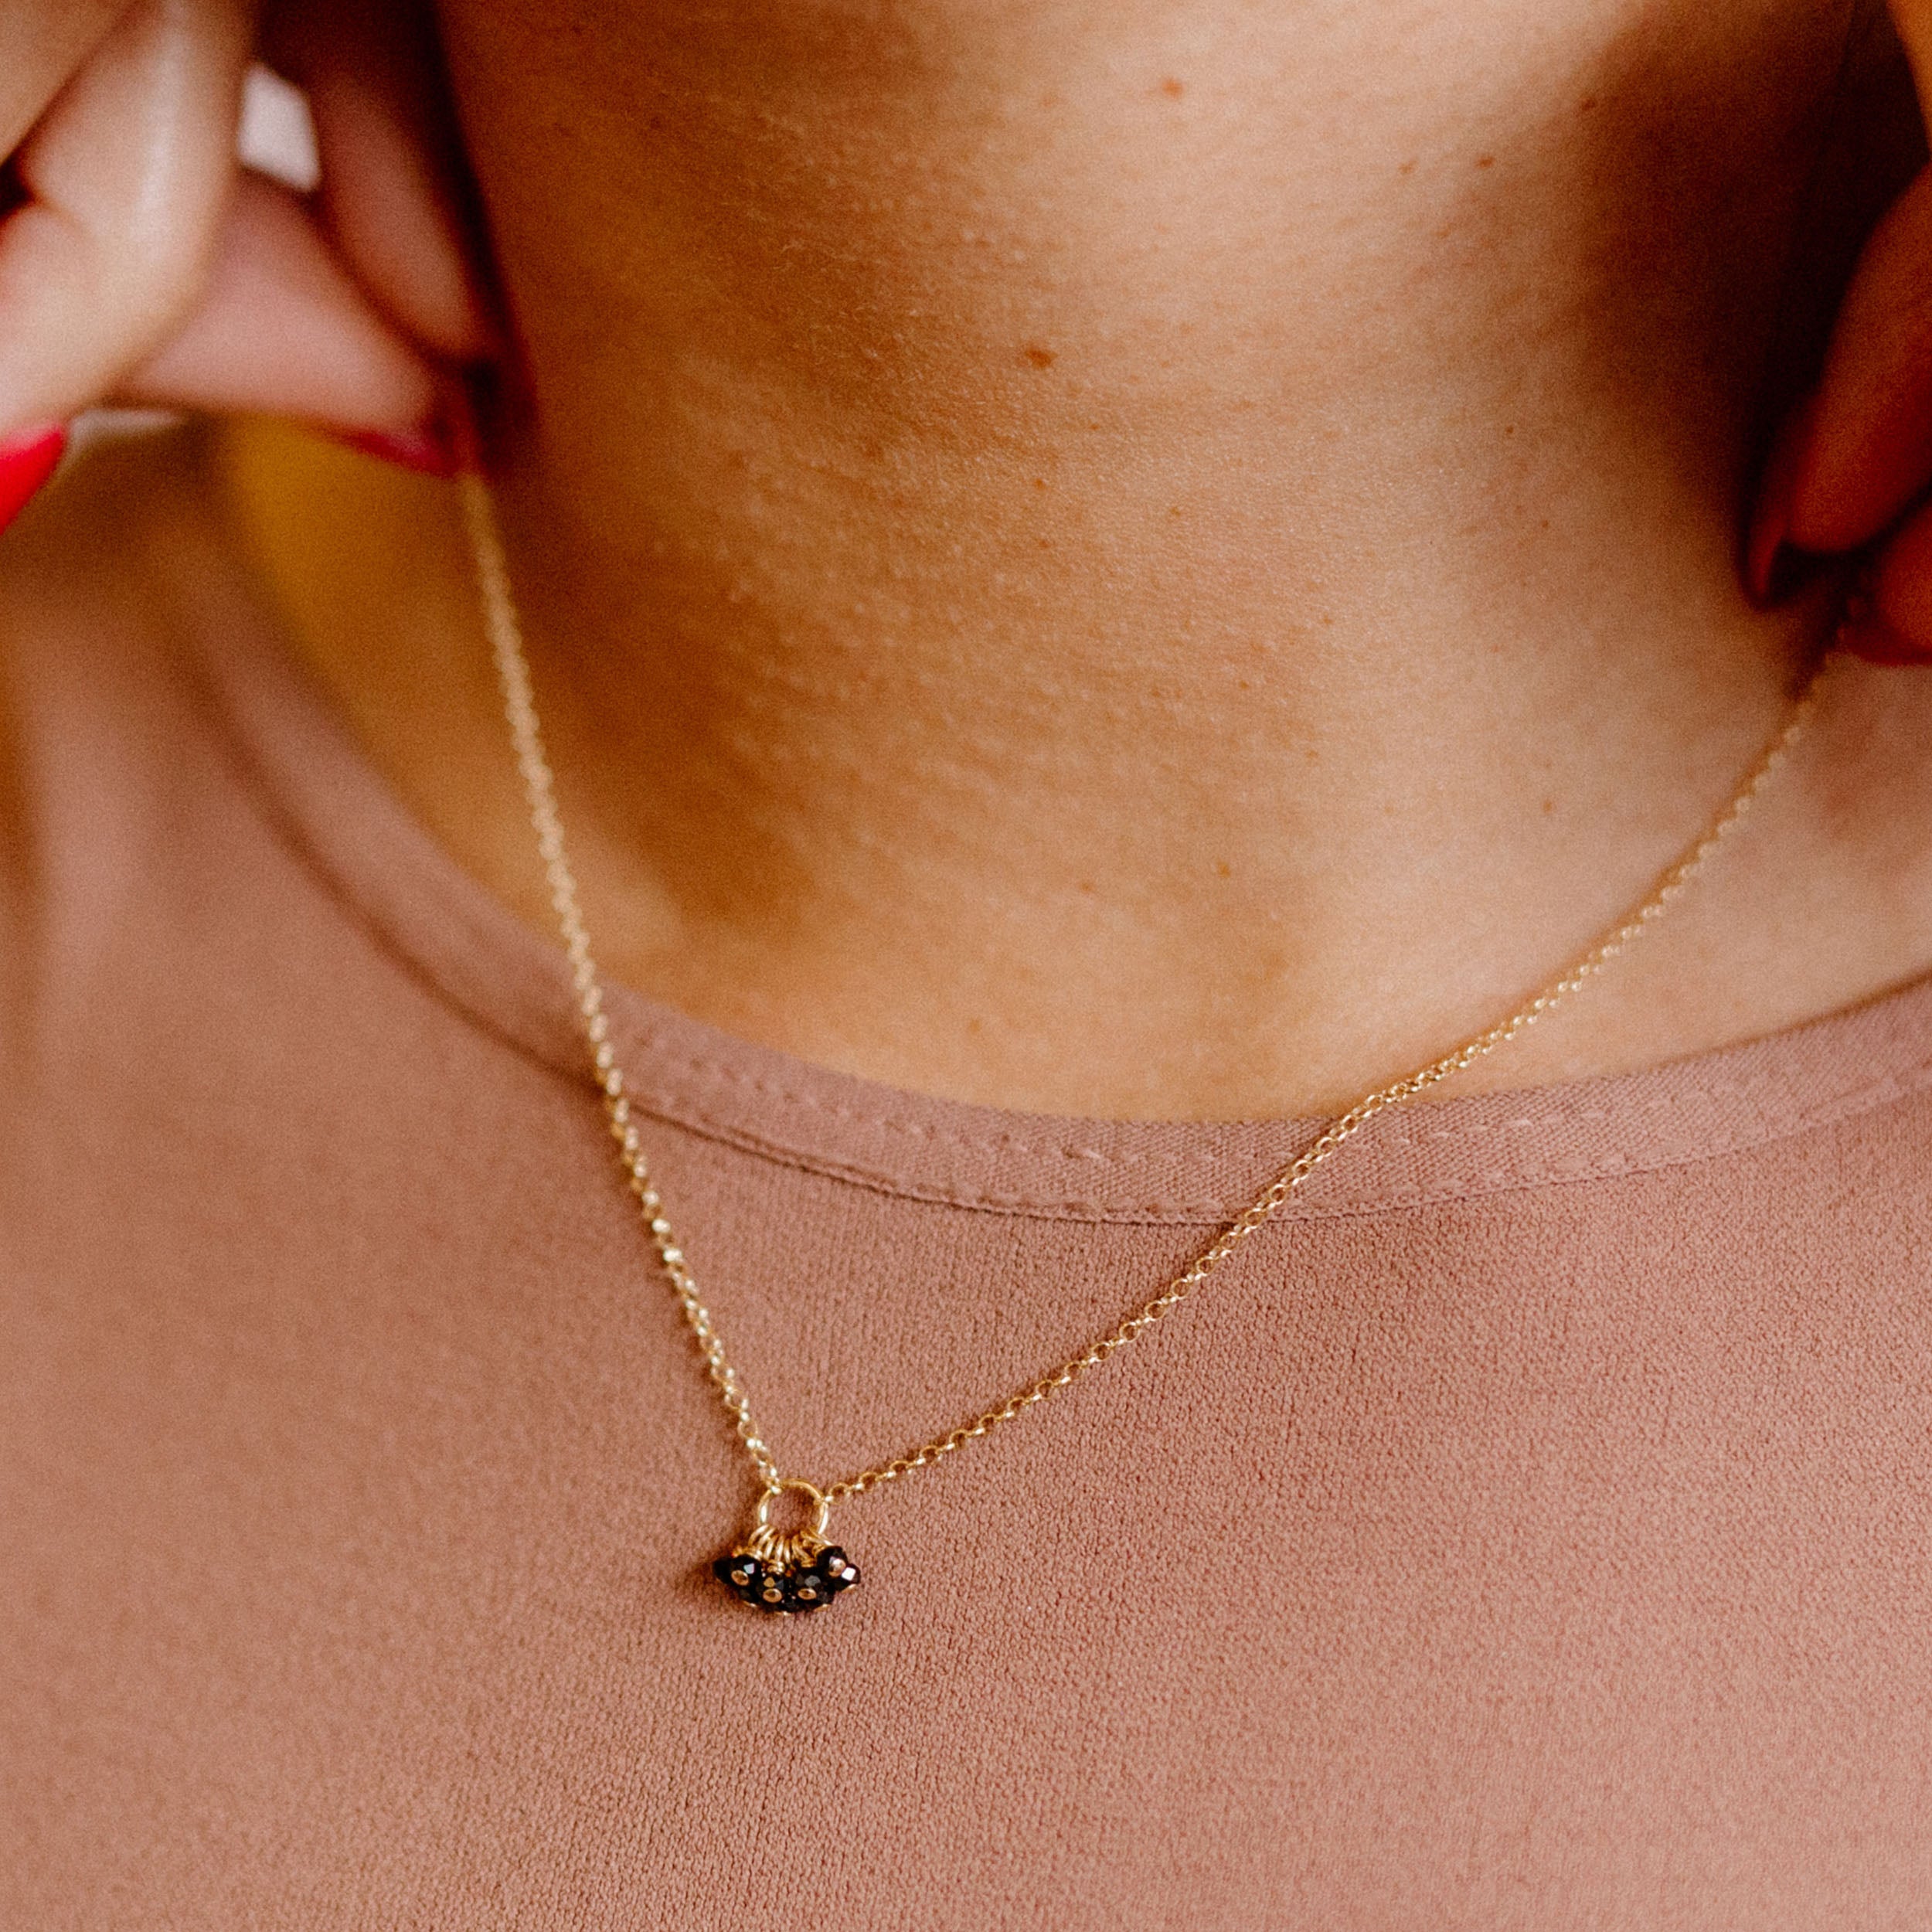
223,0 -> 1932,1118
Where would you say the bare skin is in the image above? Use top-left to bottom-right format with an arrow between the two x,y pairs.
7,3 -> 1932,1117
211,0 -> 1932,1119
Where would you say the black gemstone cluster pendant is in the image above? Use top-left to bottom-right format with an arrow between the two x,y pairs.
713,1545 -> 860,1615
713,1479 -> 861,1617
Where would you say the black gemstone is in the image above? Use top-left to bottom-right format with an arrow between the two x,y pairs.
787,1572 -> 827,1611
715,1553 -> 766,1604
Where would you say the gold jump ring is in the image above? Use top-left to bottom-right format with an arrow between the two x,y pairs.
753,1478 -> 830,1544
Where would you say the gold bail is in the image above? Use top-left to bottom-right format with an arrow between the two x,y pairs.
750,1477 -> 832,1566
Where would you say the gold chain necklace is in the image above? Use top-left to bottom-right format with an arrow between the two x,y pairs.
459,470 -> 1832,1617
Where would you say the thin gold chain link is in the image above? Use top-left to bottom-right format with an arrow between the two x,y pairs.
461,470 -> 1832,1509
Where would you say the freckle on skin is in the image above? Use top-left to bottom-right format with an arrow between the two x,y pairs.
1476,154 -> 1495,168
1398,158 -> 1417,176
1543,798 -> 1556,815
1023,345 -> 1056,369
1216,861 -> 1232,878
1160,77 -> 1184,99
